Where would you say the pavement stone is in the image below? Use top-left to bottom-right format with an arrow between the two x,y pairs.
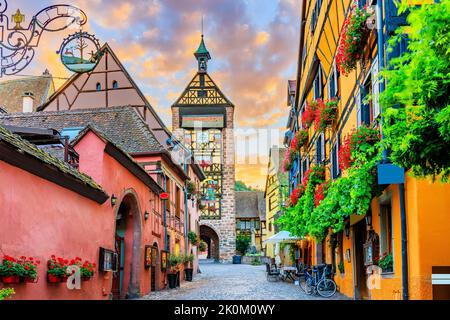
141,263 -> 350,300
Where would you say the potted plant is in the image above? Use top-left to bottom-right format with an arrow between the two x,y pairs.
234,235 -> 251,264
198,240 -> 207,253
377,252 -> 393,273
167,255 -> 181,289
186,181 -> 197,199
47,255 -> 68,283
336,1 -> 373,75
338,261 -> 345,274
0,288 -> 15,300
0,255 -> 22,284
183,254 -> 195,282
302,100 -> 319,129
20,256 -> 40,283
315,99 -> 339,132
187,231 -> 198,246
79,259 -> 96,281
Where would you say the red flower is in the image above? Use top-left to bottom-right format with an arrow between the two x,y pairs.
290,185 -> 305,206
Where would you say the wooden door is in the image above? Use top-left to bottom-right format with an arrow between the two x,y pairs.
112,235 -> 124,300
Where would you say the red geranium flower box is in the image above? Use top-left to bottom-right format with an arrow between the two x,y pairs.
2,275 -> 20,284
47,273 -> 61,283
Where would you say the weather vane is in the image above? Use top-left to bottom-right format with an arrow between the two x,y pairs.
0,0 -> 88,77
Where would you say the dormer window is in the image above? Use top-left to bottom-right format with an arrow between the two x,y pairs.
112,80 -> 118,89
96,83 -> 102,91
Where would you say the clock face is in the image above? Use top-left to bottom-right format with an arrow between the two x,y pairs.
199,59 -> 207,71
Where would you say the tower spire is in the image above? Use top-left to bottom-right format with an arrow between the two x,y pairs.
194,16 -> 211,73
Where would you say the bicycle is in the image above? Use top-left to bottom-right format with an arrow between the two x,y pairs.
299,265 -> 337,298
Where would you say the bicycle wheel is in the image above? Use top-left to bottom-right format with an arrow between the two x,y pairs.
300,277 -> 315,295
317,278 -> 337,298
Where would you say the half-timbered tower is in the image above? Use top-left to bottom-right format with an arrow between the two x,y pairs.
172,35 -> 236,262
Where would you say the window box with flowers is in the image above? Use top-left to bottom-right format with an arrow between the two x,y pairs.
336,2 -> 373,76
74,258 -> 96,281
0,255 -> 40,284
290,185 -> 305,207
315,99 -> 339,132
186,181 -> 197,200
291,129 -> 309,152
47,255 -> 69,283
302,100 -> 319,129
376,252 -> 393,274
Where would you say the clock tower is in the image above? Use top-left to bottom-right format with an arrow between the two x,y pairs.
172,35 -> 236,263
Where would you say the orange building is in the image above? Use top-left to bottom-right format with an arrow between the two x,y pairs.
282,0 -> 450,300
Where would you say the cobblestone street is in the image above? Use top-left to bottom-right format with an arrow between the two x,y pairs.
142,263 -> 350,300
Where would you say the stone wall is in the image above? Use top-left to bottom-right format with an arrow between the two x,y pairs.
171,105 -> 236,263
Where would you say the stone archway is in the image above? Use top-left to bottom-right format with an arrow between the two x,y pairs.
113,190 -> 143,300
200,225 -> 220,261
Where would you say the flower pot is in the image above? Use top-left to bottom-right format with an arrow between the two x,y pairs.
167,273 -> 177,289
47,273 -> 61,283
24,276 -> 38,283
184,268 -> 193,282
2,275 -> 20,284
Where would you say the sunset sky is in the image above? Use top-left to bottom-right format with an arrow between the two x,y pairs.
5,0 -> 301,189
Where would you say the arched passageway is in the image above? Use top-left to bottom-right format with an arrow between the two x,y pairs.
113,192 -> 142,299
200,225 -> 220,261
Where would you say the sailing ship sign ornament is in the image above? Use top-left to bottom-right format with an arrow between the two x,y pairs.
58,31 -> 102,73
0,0 -> 88,77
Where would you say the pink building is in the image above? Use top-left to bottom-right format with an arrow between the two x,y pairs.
0,43 -> 205,299
0,124 -> 164,299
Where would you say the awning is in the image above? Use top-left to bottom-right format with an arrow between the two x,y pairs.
263,231 -> 299,245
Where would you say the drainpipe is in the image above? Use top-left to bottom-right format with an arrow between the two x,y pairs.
163,174 -> 168,251
399,183 -> 408,300
377,0 -> 408,300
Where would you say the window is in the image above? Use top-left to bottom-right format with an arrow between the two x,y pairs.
166,179 -> 171,212
356,88 -> 371,127
313,65 -> 323,100
269,195 -> 278,211
199,74 -> 205,87
380,201 -> 393,257
96,83 -> 102,91
268,222 -> 272,232
371,57 -> 380,119
331,136 -> 341,179
315,133 -> 325,164
328,63 -> 339,99
301,156 -> 309,181
175,186 -> 181,218
300,102 -> 306,129
310,0 -> 323,33
302,44 -> 307,68
112,80 -> 118,89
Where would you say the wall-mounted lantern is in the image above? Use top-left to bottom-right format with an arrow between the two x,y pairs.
111,194 -> 117,206
144,211 -> 150,221
344,223 -> 350,239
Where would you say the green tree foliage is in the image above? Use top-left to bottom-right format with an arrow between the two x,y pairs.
236,234 -> 251,255
380,0 -> 450,182
235,181 -> 253,191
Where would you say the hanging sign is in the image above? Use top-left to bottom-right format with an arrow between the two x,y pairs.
58,31 -> 102,73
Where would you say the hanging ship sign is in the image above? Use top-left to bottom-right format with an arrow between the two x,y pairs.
58,31 -> 102,73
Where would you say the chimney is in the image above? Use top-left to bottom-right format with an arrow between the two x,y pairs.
22,92 -> 34,113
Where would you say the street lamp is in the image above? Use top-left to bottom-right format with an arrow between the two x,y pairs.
365,212 -> 372,228
111,194 -> 117,206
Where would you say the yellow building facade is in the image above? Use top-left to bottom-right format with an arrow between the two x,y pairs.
283,0 -> 450,300
263,147 -> 289,258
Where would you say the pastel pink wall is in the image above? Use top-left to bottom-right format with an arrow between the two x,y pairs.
0,131 -> 165,300
75,132 -> 165,296
0,160 -> 112,300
